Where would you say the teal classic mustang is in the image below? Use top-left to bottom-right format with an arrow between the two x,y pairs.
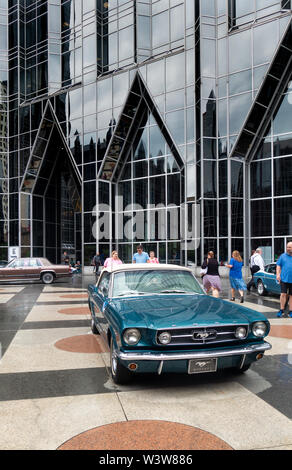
88,264 -> 271,384
252,263 -> 281,296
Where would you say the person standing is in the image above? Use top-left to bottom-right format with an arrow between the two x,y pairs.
62,251 -> 69,265
93,252 -> 101,276
226,250 -> 247,303
201,251 -> 221,298
149,251 -> 159,264
133,245 -> 150,263
103,250 -> 123,268
276,241 -> 292,318
247,248 -> 265,292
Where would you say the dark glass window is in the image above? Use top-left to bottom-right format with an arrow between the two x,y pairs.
219,200 -> 228,236
83,164 -> 96,181
250,160 -> 271,198
203,99 -> 216,138
273,134 -> 292,157
83,181 -> 96,212
219,160 -> 227,197
119,181 -> 131,210
83,134 -> 96,163
99,181 -> 110,205
45,223 -> 56,247
204,161 -> 217,198
9,194 -> 18,220
219,239 -> 228,263
150,158 -> 165,176
9,220 -> 18,246
274,157 -> 292,196
84,214 -> 97,243
167,174 -> 180,206
232,238 -> 243,258
204,200 -> 217,238
274,197 -> 292,236
33,221 -> 43,246
231,161 -> 243,198
134,178 -> 148,209
282,1 -> 291,9
150,176 -> 165,206
254,137 -> 272,160
203,138 -> 216,159
251,200 -> 272,237
134,160 -> 148,179
0,221 -> 8,246
231,199 -> 243,237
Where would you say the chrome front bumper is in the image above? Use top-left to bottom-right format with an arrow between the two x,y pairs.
118,341 -> 272,362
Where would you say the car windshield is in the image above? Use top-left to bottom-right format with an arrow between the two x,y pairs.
112,270 -> 204,297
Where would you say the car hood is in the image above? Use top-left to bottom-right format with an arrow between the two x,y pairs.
110,294 -> 265,329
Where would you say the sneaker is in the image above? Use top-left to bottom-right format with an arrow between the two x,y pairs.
277,310 -> 284,318
288,312 -> 292,318
230,297 -> 235,301
240,296 -> 244,303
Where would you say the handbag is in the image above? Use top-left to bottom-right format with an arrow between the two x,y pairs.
200,267 -> 208,277
200,259 -> 208,277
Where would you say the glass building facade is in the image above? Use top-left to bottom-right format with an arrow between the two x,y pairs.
1,0 -> 292,266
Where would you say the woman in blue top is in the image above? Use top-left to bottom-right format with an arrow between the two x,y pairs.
226,250 -> 247,303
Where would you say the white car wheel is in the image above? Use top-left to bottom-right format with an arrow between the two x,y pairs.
41,272 -> 54,284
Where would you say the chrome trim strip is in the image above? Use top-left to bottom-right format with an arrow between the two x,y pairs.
157,361 -> 164,375
239,354 -> 246,369
118,342 -> 272,362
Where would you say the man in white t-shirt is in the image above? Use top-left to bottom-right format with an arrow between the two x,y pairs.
247,248 -> 265,291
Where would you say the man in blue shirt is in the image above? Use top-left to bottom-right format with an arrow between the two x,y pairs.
133,245 -> 150,264
276,241 -> 292,317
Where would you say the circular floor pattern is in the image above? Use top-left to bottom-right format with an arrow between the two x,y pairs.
54,334 -> 106,353
59,294 -> 88,299
58,420 -> 233,450
270,325 -> 292,340
58,307 -> 90,315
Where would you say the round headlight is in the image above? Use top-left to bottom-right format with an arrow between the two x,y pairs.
252,322 -> 267,337
123,328 -> 141,345
235,327 -> 247,339
158,331 -> 172,345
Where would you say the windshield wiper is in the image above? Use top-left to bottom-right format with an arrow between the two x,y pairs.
117,291 -> 148,297
159,289 -> 188,294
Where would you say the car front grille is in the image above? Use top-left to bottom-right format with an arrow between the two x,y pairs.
156,325 -> 249,346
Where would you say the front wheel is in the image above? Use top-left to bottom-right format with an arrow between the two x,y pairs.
110,337 -> 132,385
41,272 -> 54,284
91,316 -> 99,335
257,280 -> 266,296
232,363 -> 251,374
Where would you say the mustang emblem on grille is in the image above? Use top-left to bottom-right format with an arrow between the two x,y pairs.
193,330 -> 217,340
196,361 -> 208,368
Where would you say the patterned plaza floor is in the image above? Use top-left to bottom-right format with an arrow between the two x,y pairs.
0,276 -> 291,450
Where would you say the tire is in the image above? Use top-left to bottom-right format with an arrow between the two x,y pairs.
238,363 -> 251,373
232,363 -> 251,374
41,272 -> 54,284
257,280 -> 266,296
110,337 -> 132,385
91,316 -> 99,335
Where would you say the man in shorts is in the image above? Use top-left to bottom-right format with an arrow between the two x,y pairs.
276,241 -> 292,318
